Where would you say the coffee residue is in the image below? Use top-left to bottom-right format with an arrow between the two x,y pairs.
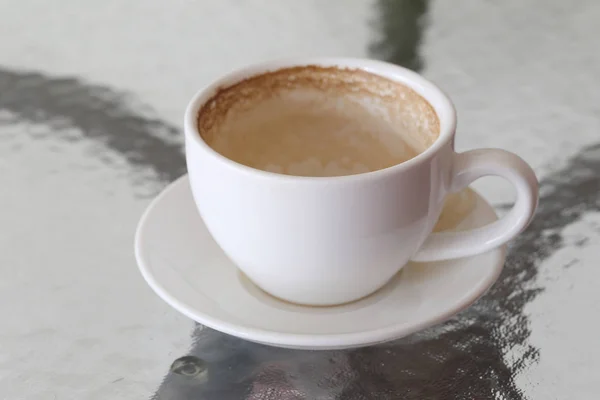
197,66 -> 440,177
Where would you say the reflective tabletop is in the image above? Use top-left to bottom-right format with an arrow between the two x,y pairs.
1,1 -> 599,399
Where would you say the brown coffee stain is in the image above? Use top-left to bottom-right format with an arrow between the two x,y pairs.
433,188 -> 478,232
198,65 -> 440,176
206,93 -> 424,176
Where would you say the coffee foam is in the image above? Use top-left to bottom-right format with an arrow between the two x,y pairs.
198,66 -> 440,177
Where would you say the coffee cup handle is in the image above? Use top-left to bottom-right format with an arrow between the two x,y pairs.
412,149 -> 539,262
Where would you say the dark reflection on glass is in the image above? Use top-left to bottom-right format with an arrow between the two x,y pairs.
0,68 -> 185,189
369,0 -> 429,71
170,356 -> 208,379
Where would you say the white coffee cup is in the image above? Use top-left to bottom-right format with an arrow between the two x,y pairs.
184,58 -> 538,306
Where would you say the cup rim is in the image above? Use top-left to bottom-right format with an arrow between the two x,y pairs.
184,57 -> 457,183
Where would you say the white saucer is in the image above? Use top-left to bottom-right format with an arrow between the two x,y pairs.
135,176 -> 506,350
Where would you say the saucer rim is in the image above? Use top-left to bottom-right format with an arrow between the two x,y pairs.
135,175 -> 506,349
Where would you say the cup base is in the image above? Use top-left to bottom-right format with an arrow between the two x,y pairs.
237,270 -> 399,307
135,175 -> 505,349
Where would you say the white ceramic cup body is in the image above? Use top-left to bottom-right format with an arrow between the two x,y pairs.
184,58 -> 538,306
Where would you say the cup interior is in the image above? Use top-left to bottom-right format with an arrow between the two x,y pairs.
185,58 -> 456,179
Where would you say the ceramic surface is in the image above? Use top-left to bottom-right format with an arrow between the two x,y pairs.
135,176 -> 506,349
184,58 -> 536,305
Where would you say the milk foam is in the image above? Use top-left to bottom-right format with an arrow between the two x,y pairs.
198,66 -> 439,177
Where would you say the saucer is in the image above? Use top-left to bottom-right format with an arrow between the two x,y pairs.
135,176 -> 506,350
